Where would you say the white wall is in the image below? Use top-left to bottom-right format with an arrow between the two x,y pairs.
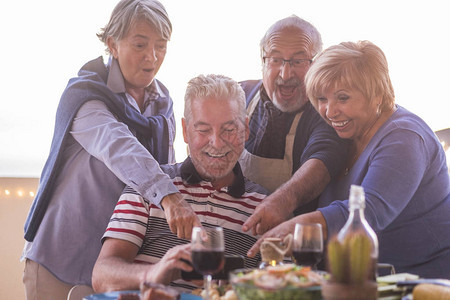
0,178 -> 38,300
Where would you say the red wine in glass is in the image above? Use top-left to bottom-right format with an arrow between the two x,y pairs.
191,226 -> 225,300
293,223 -> 324,269
192,250 -> 225,275
292,249 -> 322,268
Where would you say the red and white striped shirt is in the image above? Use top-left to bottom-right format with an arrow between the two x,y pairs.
103,159 -> 267,291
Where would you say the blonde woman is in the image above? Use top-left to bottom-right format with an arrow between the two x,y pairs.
248,40 -> 450,279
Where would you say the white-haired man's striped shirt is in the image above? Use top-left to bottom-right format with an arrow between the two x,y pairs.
102,157 -> 267,292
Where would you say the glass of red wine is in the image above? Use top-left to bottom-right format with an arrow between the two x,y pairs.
191,226 -> 225,300
292,223 -> 323,270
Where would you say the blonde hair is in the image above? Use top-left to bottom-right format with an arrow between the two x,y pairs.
305,40 -> 395,112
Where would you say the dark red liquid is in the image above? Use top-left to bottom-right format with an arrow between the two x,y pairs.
292,250 -> 322,267
192,250 -> 225,276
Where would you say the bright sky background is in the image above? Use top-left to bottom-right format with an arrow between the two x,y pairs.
1,0 -> 449,177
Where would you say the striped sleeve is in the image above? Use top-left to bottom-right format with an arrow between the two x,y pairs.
102,188 -> 149,248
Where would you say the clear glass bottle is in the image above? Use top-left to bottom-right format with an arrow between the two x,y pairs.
337,185 -> 379,281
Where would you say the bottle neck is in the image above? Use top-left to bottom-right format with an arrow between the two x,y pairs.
349,205 -> 366,221
345,206 -> 379,253
338,205 -> 370,240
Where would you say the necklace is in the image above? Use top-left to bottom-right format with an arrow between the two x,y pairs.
344,167 -> 350,176
343,144 -> 362,176
342,108 -> 396,176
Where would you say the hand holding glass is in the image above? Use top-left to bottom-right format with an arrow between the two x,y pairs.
191,226 -> 225,300
292,223 -> 323,269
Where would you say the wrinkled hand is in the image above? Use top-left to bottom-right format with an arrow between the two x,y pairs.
247,219 -> 297,258
162,193 -> 202,239
146,244 -> 193,285
242,193 -> 294,236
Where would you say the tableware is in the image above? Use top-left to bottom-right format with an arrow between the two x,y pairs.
376,273 -> 418,299
140,281 -> 180,300
83,291 -> 201,300
191,226 -> 225,300
292,223 -> 323,269
230,264 -> 325,300
83,290 -> 139,300
397,279 -> 450,288
182,254 -> 244,280
259,234 -> 292,268
321,281 -> 378,300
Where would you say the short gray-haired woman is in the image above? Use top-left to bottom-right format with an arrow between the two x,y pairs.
22,1 -> 200,298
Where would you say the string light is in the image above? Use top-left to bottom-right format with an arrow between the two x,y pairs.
0,144 -> 448,201
1,188 -> 36,199
0,179 -> 38,200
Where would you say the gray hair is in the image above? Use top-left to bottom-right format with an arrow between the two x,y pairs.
260,15 -> 322,59
184,74 -> 246,124
97,0 -> 172,54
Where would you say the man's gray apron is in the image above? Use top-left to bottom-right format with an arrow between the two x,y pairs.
239,91 -> 302,193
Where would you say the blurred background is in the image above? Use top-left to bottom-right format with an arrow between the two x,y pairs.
1,0 -> 449,298
1,0 -> 449,178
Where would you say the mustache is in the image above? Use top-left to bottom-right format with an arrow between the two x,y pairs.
275,77 -> 301,86
202,145 -> 232,156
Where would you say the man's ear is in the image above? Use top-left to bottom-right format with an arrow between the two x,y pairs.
182,118 -> 188,144
106,36 -> 118,59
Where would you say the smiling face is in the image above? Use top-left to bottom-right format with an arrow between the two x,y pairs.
107,19 -> 167,92
317,86 -> 381,142
262,27 -> 314,112
182,97 -> 249,186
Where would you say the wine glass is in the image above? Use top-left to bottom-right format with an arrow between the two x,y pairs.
191,226 -> 225,300
292,223 -> 323,269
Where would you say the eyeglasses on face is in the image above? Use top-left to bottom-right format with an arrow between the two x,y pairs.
263,57 -> 312,69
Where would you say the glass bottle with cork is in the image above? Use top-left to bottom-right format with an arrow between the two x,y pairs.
322,184 -> 379,300
337,184 -> 378,281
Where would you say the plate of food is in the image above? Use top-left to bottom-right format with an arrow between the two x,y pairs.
230,264 -> 327,300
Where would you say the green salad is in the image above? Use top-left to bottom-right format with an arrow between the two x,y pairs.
230,264 -> 326,300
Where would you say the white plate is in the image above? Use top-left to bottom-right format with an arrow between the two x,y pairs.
84,290 -> 201,300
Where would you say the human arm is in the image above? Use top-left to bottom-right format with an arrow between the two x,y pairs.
319,128 -> 431,235
242,107 -> 346,235
246,210 -> 328,257
242,158 -> 330,235
72,100 -> 200,238
92,239 -> 193,292
161,193 -> 202,238
92,189 -> 194,292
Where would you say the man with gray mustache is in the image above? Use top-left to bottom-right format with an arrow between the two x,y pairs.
92,74 -> 267,293
239,15 -> 349,237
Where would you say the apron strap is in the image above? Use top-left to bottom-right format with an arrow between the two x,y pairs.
246,90 -> 260,118
241,91 -> 304,193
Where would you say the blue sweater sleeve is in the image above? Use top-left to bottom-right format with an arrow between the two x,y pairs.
319,128 -> 429,234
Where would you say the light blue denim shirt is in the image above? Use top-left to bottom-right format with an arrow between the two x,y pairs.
22,57 -> 178,286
